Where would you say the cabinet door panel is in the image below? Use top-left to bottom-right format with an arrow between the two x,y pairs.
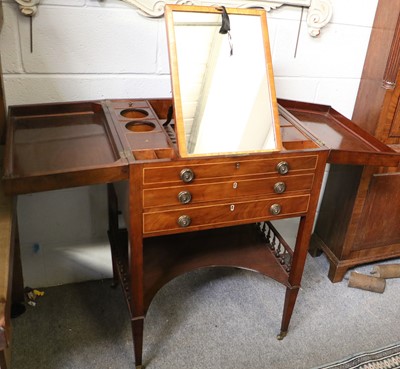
353,172 -> 400,250
389,96 -> 400,137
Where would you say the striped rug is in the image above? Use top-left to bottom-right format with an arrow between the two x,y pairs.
314,342 -> 400,369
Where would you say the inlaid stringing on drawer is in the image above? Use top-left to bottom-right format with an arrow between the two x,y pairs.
143,173 -> 314,208
143,195 -> 310,234
143,155 -> 318,185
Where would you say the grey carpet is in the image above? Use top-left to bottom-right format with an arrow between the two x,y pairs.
10,253 -> 400,369
312,341 -> 400,369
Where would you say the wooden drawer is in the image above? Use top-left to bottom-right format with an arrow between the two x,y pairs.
143,173 -> 314,208
143,155 -> 318,185
143,194 -> 310,234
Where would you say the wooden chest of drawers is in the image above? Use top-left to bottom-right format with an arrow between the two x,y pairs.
141,155 -> 317,235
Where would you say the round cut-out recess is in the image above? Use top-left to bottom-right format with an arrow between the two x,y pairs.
120,108 -> 149,119
125,121 -> 156,132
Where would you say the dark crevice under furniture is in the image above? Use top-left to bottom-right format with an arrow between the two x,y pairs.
2,98 -> 399,368
310,1 -> 400,282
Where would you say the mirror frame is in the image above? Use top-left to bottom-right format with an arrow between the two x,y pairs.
165,4 -> 282,157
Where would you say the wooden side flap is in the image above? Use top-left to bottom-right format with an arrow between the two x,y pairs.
278,99 -> 400,168
2,101 -> 129,195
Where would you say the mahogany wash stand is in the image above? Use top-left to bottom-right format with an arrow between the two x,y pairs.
2,98 -> 400,368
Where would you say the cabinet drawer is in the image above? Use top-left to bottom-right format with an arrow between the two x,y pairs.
143,195 -> 310,234
143,156 -> 318,185
143,174 -> 314,208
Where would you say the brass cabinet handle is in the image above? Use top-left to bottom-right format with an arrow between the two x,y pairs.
270,204 -> 282,215
178,190 -> 192,204
180,168 -> 195,183
177,215 -> 191,227
273,182 -> 286,194
276,161 -> 289,175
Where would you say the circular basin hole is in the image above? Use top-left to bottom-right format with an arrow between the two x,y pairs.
125,121 -> 156,132
120,108 -> 149,119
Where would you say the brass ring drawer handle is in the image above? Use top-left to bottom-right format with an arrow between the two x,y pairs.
177,215 -> 191,227
276,161 -> 289,175
270,204 -> 282,216
178,190 -> 192,204
180,168 -> 195,183
273,182 -> 286,194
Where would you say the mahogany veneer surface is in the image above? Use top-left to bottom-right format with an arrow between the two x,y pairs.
3,97 -> 400,368
279,99 -> 399,167
3,102 -> 128,194
12,104 -> 118,173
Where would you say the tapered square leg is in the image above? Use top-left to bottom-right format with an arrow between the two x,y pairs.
132,318 -> 144,369
278,286 -> 300,340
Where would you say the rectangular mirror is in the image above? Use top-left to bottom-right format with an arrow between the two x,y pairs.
165,5 -> 282,157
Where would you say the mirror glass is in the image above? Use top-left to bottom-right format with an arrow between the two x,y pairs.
165,5 -> 282,157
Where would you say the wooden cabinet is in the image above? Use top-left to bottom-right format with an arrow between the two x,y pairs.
310,1 -> 400,282
2,98 -> 399,368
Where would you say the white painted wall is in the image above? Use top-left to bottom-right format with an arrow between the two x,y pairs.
0,0 -> 378,287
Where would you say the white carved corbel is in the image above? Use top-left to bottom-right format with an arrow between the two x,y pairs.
13,0 -> 40,16
12,0 -> 332,36
307,0 -> 333,36
120,0 -> 332,36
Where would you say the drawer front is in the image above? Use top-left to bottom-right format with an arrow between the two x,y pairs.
143,173 -> 314,208
143,155 -> 318,184
143,195 -> 310,234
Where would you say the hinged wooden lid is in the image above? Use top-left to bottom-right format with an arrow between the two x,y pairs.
2,101 -> 129,195
279,99 -> 400,168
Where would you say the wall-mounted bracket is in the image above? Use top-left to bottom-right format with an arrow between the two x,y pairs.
306,0 -> 332,36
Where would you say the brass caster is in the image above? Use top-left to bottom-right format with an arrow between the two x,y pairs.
135,365 -> 143,369
276,331 -> 287,340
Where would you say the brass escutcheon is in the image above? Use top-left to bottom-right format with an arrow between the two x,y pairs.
178,191 -> 192,204
270,203 -> 282,215
276,161 -> 289,175
180,168 -> 195,183
273,182 -> 286,194
177,215 -> 191,227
